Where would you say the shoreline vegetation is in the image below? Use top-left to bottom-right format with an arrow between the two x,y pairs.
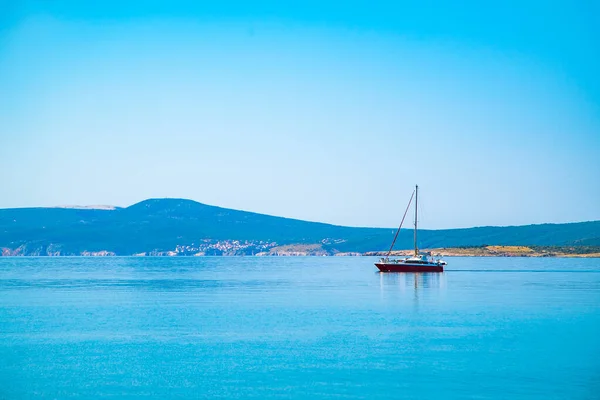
363,245 -> 600,258
1,245 -> 599,258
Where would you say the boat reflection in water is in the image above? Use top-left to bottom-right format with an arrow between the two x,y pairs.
379,271 -> 445,291
378,271 -> 446,306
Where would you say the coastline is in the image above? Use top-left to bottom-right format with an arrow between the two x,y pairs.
1,245 -> 599,258
364,245 -> 600,258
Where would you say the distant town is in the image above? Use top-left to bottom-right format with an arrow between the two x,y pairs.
1,239 -> 278,257
145,240 -> 279,256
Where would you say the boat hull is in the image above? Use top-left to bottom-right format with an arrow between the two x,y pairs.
375,263 -> 444,273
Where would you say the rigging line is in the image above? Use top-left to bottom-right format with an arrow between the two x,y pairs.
385,189 -> 415,260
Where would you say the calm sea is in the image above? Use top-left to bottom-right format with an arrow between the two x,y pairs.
0,256 -> 598,399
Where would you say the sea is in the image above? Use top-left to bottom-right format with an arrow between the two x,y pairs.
0,256 -> 598,399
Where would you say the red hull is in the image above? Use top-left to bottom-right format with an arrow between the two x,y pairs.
375,263 -> 444,273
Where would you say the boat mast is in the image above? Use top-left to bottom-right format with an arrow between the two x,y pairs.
385,189 -> 415,260
414,184 -> 418,256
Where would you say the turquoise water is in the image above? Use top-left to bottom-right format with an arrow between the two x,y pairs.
0,257 -> 599,399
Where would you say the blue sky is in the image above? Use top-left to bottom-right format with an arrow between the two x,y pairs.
1,0 -> 599,228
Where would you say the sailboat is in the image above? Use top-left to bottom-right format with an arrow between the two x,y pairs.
375,185 -> 446,272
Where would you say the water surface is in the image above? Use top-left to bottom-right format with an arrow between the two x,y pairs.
0,257 -> 599,399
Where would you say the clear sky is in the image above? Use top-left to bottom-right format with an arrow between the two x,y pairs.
1,0 -> 599,229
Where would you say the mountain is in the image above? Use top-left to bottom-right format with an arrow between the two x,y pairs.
0,198 -> 598,256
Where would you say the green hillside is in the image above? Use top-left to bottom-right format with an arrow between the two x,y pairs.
0,199 -> 598,256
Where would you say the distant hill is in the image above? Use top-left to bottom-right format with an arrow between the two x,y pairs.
0,199 -> 598,256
